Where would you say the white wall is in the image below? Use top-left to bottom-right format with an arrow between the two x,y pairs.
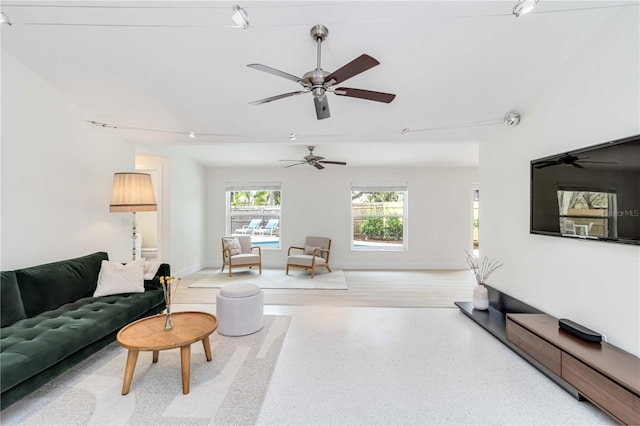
206,166 -> 478,270
1,51 -> 135,269
481,9 -> 640,355
166,150 -> 206,277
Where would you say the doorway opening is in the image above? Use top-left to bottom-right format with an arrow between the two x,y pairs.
135,154 -> 168,261
473,189 -> 479,257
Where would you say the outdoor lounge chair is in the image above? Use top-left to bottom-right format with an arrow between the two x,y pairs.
234,219 -> 261,235
221,235 -> 262,277
255,219 -> 279,236
286,236 -> 332,278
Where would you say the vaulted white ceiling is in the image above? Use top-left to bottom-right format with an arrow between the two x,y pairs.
1,1 -> 635,167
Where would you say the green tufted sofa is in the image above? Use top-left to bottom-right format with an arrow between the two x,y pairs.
0,251 -> 169,409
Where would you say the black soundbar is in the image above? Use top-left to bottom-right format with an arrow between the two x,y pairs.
558,318 -> 602,343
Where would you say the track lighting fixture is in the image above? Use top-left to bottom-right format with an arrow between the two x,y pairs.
513,0 -> 539,17
504,111 -> 521,126
1,11 -> 12,26
232,5 -> 249,29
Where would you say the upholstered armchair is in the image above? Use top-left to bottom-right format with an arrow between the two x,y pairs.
221,235 -> 262,277
286,236 -> 332,278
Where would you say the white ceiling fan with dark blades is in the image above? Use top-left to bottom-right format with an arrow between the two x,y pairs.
280,146 -> 347,170
247,24 -> 396,120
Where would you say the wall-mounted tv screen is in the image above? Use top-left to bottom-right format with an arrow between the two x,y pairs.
530,134 -> 640,245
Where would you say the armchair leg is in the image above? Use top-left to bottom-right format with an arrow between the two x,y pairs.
325,265 -> 332,273
228,266 -> 232,277
285,265 -> 289,275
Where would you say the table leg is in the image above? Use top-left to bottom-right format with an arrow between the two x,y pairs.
202,337 -> 212,362
180,345 -> 191,394
122,350 -> 139,395
152,350 -> 159,363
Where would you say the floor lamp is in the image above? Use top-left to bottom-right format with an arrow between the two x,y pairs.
109,172 -> 157,260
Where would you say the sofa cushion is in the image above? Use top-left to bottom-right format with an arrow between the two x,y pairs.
1,272 -> 26,328
0,290 -> 164,393
15,252 -> 108,318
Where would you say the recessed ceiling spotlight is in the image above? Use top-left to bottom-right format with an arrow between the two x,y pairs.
401,128 -> 411,134
1,12 -> 12,26
188,131 -> 196,138
232,5 -> 249,29
513,0 -> 539,17
504,111 -> 521,126
289,133 -> 297,141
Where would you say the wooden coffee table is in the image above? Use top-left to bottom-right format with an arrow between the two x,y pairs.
116,311 -> 218,395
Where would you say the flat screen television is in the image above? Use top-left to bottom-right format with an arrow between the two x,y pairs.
530,134 -> 640,245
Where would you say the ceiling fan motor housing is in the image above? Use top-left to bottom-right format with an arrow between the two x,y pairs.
310,25 -> 329,42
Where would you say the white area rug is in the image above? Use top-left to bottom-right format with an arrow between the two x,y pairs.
186,268 -> 348,290
2,315 -> 291,426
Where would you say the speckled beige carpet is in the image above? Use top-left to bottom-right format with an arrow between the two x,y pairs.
2,315 -> 291,425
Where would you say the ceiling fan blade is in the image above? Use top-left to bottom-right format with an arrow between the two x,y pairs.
579,160 -> 618,164
324,54 -> 380,85
572,163 -> 585,168
319,160 -> 347,165
247,64 -> 305,85
314,96 -> 330,120
284,162 -> 305,168
249,91 -> 307,105
534,161 -> 562,169
334,87 -> 396,103
313,162 -> 325,170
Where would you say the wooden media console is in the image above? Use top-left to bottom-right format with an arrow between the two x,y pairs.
507,314 -> 639,425
456,286 -> 640,425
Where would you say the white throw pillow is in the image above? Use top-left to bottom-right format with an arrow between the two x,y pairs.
223,237 -> 242,256
93,259 -> 145,297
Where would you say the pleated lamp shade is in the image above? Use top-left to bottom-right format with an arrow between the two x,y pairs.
109,172 -> 157,212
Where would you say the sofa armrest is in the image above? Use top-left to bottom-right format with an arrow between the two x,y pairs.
144,263 -> 171,291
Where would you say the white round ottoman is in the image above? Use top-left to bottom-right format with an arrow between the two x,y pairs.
216,282 -> 264,336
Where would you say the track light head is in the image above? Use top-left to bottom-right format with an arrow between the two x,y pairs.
513,0 -> 539,17
232,5 -> 249,29
504,111 -> 521,126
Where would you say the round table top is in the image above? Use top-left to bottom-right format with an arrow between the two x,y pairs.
117,311 -> 218,351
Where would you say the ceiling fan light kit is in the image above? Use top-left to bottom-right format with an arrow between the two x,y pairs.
248,24 -> 396,120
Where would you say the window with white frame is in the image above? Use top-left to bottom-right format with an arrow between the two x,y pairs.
226,183 -> 281,249
351,184 -> 407,250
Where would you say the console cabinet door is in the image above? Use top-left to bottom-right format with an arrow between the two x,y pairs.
507,319 -> 562,376
562,352 -> 640,425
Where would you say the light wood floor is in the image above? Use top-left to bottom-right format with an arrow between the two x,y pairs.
172,269 -> 476,308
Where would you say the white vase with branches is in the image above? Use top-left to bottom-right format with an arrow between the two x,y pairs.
465,251 -> 503,310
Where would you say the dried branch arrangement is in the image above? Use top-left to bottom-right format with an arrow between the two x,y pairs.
465,250 -> 503,285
